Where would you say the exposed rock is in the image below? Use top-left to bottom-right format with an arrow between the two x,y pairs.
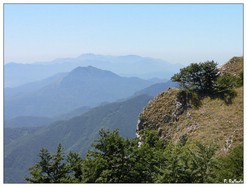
158,127 -> 163,136
163,114 -> 172,123
136,119 -> 141,131
136,119 -> 147,131
175,101 -> 186,116
135,57 -> 243,157
219,56 -> 243,75
179,134 -> 188,145
224,134 -> 234,152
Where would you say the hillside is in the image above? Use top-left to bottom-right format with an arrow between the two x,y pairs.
220,56 -> 243,75
134,80 -> 178,97
137,57 -> 243,155
4,94 -> 152,183
4,66 -> 154,119
4,116 -> 53,128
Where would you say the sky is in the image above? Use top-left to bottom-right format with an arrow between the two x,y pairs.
4,3 -> 243,65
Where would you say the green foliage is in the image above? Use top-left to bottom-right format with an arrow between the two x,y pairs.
155,144 -> 186,183
214,73 -> 239,104
172,61 -> 219,107
132,130 -> 166,182
26,144 -> 68,183
26,144 -> 83,183
140,129 -> 165,148
5,94 -> 152,183
186,143 -> 219,183
215,145 -> 243,181
238,71 -> 243,86
176,89 -> 202,108
82,129 -> 135,183
65,152 -> 83,183
82,129 -> 163,183
172,61 -> 242,106
171,61 -> 219,95
26,129 -> 243,183
155,143 -> 219,183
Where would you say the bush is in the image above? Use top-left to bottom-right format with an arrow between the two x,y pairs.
215,73 -> 238,104
215,145 -> 243,182
176,89 -> 201,108
172,61 -> 242,106
236,71 -> 243,87
171,61 -> 219,95
155,142 -> 219,183
26,129 -> 243,183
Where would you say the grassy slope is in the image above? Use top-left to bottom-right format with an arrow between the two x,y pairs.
175,87 -> 243,155
139,57 -> 243,155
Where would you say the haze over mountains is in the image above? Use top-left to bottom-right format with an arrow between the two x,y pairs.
4,53 -> 180,183
5,53 -> 182,87
4,94 -> 153,182
5,66 -> 164,120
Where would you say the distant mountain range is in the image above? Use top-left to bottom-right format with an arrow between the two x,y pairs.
5,53 -> 182,87
4,53 -> 180,183
4,66 -> 158,119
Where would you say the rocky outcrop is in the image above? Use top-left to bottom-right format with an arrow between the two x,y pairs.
219,56 -> 243,75
136,57 -> 243,155
136,88 -> 188,142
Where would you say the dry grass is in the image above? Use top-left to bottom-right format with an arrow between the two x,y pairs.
140,87 -> 243,155
139,57 -> 243,156
185,87 -> 243,155
139,88 -> 179,126
220,56 -> 243,75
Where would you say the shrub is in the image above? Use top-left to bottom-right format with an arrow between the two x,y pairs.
215,73 -> 238,104
215,145 -> 243,182
171,61 -> 219,95
176,89 -> 201,108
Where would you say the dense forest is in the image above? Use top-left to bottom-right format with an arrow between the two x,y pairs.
25,129 -> 243,183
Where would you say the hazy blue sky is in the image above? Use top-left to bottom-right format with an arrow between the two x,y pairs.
4,4 -> 243,65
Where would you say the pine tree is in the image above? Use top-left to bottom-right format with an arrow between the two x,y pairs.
171,61 -> 219,95
26,144 -> 68,183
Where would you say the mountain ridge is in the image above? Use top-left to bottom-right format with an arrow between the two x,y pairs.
5,53 -> 182,87
5,66 -> 156,119
4,94 -> 152,183
136,56 -> 243,155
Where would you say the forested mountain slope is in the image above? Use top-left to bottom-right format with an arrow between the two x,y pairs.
4,94 -> 152,183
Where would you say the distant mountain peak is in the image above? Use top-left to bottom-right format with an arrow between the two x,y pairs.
77,53 -> 106,60
72,65 -> 97,71
69,66 -> 113,75
62,66 -> 120,85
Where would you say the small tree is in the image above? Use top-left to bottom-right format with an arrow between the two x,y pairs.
186,143 -> 219,183
214,73 -> 238,104
25,148 -> 52,183
65,151 -> 83,183
82,129 -> 133,183
26,144 -> 82,183
155,143 -> 218,183
171,61 -> 219,95
215,145 -> 243,181
26,144 -> 68,183
82,129 -> 164,183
